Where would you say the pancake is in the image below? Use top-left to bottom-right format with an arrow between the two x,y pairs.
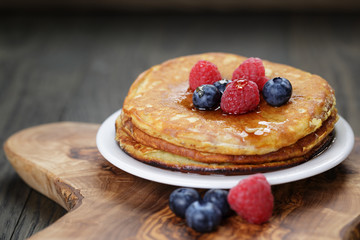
116,52 -> 337,175
116,124 -> 335,175
117,109 -> 337,165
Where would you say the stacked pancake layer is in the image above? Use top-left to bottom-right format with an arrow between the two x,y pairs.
116,53 -> 337,175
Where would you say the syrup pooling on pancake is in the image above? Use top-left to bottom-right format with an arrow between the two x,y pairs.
121,53 -> 335,156
117,53 -> 337,175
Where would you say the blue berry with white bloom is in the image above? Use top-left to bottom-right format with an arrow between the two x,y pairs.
185,201 -> 222,233
169,188 -> 201,218
213,79 -> 231,94
203,189 -> 230,217
263,77 -> 292,107
193,84 -> 221,110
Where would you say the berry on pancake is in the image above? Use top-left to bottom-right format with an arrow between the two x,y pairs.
193,84 -> 221,110
232,57 -> 268,91
189,60 -> 222,91
220,79 -> 260,114
263,77 -> 292,107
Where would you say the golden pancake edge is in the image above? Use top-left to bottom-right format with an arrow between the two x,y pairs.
116,52 -> 337,175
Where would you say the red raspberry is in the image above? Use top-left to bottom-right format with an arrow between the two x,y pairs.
228,174 -> 274,224
220,80 -> 260,114
257,76 -> 269,91
232,57 -> 268,91
189,60 -> 222,91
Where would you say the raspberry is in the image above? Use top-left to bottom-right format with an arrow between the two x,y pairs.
227,174 -> 274,224
189,60 -> 222,91
220,80 -> 260,114
257,76 -> 269,91
232,57 -> 268,91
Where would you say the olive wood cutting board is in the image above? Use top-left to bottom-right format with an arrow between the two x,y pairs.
3,122 -> 360,240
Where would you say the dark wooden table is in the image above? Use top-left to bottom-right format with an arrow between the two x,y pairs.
0,11 -> 359,239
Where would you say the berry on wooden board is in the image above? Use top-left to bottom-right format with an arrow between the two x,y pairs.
228,174 -> 274,224
185,201 -> 222,233
169,188 -> 201,218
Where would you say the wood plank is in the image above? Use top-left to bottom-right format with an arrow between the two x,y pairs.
3,122 -> 360,239
10,191 -> 66,240
0,16 -> 93,239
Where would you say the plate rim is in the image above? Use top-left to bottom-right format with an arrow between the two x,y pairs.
96,109 -> 355,189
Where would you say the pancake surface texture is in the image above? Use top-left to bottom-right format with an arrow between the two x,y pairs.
117,53 -> 337,175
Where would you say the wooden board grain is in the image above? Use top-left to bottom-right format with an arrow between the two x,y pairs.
3,122 -> 360,239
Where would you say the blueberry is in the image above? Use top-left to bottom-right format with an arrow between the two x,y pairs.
169,188 -> 201,218
213,79 -> 231,94
203,189 -> 230,217
263,77 -> 292,107
193,84 -> 221,110
185,201 -> 222,233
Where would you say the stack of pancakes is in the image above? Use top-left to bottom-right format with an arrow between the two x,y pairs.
116,53 -> 337,175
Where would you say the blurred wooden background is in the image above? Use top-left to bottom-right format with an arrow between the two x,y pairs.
0,3 -> 359,239
1,0 -> 360,12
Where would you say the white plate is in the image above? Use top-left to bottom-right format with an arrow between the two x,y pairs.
96,109 -> 354,189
